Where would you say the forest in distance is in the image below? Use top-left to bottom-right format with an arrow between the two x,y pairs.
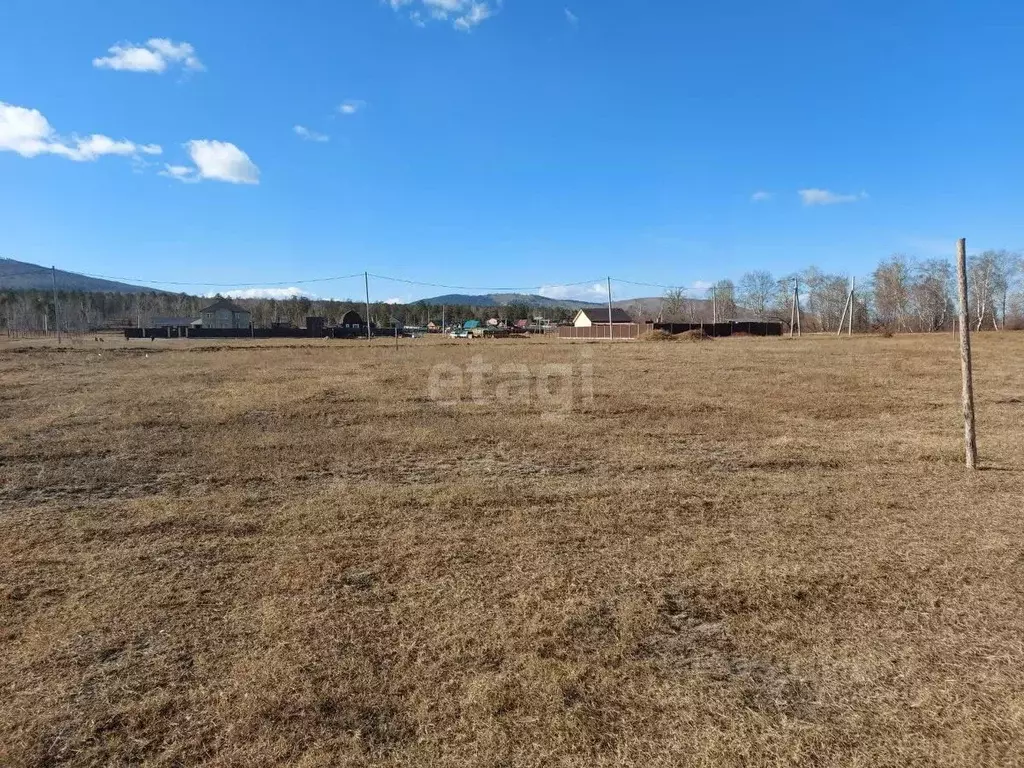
1,250 -> 1021,335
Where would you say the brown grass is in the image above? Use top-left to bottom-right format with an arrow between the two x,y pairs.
2,332 -> 1024,767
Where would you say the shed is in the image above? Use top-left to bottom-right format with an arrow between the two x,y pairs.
572,307 -> 634,327
339,310 -> 364,329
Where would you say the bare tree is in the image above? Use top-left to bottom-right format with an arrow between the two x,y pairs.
872,255 -> 912,331
660,287 -> 686,321
800,267 -> 849,332
711,279 -> 737,319
968,251 -> 1010,330
737,270 -> 775,318
907,259 -> 953,332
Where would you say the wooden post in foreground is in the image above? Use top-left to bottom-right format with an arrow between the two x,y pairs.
956,238 -> 978,469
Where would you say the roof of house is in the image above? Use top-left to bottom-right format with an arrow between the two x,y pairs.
152,316 -> 199,327
514,319 -> 530,328
464,319 -> 481,329
576,307 -> 634,323
200,298 -> 249,314
340,309 -> 364,322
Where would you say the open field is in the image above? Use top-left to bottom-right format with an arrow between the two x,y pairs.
2,333 -> 1023,767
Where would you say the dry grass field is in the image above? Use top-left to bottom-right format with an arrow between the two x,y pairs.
2,332 -> 1023,767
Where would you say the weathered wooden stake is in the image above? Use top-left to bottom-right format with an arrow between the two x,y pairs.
956,238 -> 978,469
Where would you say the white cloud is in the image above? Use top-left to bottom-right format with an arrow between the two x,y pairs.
218,287 -> 312,299
798,188 -> 868,206
384,0 -> 499,31
0,101 -> 161,163
338,100 -> 365,115
93,38 -> 204,74
294,125 -> 329,142
164,140 -> 260,185
751,190 -> 772,202
383,297 -> 405,304
565,7 -> 579,25
690,280 -> 713,293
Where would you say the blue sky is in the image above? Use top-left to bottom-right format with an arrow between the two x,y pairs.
2,0 -> 1023,302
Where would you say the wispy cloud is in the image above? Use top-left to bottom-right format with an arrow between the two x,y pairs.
159,164 -> 200,183
751,190 -> 772,202
93,38 -> 204,74
338,99 -> 365,116
384,0 -> 500,31
798,188 -> 868,206
294,125 -> 329,142
565,7 -> 579,26
162,140 -> 260,185
0,101 -> 161,164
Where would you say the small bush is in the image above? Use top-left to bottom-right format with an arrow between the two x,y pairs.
639,330 -> 678,342
677,329 -> 713,342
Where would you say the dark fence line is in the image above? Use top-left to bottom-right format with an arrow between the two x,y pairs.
557,324 -> 644,339
651,321 -> 783,337
123,326 -> 374,340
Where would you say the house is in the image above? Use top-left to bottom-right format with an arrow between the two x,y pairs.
339,310 -> 364,330
199,298 -> 251,329
572,307 -> 634,327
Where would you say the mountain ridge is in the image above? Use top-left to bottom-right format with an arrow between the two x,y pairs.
0,258 -> 160,294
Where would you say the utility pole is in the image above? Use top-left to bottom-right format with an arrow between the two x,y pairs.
848,277 -> 855,336
956,238 -> 978,469
795,280 -> 802,337
837,277 -> 855,337
606,276 -> 613,340
364,272 -> 371,340
712,286 -> 718,324
51,266 -> 61,345
442,304 -> 446,335
790,280 -> 797,338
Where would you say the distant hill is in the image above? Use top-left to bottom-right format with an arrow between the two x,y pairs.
0,258 -> 159,294
416,292 -> 720,319
419,293 -> 605,309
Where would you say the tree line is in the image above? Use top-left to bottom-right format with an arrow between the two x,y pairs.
649,251 -> 1023,332
2,251 -> 1021,335
0,289 -> 578,334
